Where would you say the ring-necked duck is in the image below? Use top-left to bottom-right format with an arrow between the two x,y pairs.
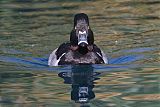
48,13 -> 108,66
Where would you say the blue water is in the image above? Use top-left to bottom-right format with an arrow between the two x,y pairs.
0,47 -> 150,71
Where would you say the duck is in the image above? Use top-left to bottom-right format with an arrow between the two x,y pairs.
48,13 -> 108,66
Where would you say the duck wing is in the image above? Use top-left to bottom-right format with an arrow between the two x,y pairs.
93,44 -> 108,64
48,43 -> 70,66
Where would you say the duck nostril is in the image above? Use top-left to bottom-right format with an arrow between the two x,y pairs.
79,34 -> 86,40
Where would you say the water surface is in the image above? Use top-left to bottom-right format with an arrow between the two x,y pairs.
0,0 -> 160,107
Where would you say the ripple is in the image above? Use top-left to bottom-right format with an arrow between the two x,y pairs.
122,94 -> 160,101
0,0 -> 160,106
96,92 -> 122,101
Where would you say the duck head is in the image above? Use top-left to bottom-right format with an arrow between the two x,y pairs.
70,13 -> 94,51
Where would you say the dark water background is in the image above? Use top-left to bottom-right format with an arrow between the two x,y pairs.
0,0 -> 160,107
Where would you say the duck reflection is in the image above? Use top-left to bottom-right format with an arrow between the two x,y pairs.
58,65 -> 100,104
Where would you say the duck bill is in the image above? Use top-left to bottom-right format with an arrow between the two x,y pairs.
78,31 -> 88,47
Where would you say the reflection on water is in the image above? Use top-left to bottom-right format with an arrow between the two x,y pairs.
0,0 -> 160,107
59,65 -> 98,105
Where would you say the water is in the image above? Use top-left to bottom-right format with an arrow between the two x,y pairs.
0,0 -> 160,107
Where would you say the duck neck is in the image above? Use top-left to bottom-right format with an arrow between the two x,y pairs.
78,46 -> 88,55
